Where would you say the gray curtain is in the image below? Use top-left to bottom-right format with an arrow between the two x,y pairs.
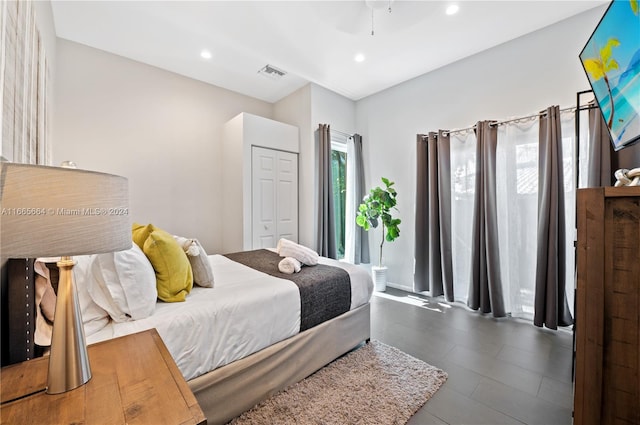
534,106 -> 572,329
468,121 -> 506,317
587,106 -> 640,187
317,123 -> 337,259
587,106 -> 615,187
348,134 -> 370,264
414,132 -> 453,301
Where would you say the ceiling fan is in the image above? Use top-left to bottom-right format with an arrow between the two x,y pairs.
366,0 -> 394,35
322,0 -> 435,36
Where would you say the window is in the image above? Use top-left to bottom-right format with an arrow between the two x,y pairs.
331,137 -> 347,259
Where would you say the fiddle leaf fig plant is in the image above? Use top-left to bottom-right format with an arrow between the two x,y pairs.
356,177 -> 401,267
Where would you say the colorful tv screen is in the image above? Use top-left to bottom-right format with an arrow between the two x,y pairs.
579,0 -> 640,151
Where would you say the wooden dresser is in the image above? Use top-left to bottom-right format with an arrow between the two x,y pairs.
575,187 -> 640,425
1,329 -> 206,424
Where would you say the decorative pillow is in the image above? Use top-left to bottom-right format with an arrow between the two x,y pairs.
173,235 -> 200,256
132,222 -> 155,249
143,227 -> 193,302
87,244 -> 157,321
173,235 -> 215,288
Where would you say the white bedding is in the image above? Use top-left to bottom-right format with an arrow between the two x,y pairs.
87,254 -> 373,381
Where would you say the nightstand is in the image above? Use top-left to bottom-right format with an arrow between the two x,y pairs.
1,329 -> 206,424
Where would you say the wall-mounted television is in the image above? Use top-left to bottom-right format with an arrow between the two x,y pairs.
579,0 -> 640,151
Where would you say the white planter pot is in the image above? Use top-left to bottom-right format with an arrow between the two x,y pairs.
372,266 -> 388,292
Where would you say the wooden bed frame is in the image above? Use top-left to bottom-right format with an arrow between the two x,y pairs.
1,258 -> 371,425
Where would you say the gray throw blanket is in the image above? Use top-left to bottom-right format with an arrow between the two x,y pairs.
224,249 -> 351,331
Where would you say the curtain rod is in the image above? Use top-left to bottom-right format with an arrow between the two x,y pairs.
330,128 -> 354,138
437,103 -> 598,137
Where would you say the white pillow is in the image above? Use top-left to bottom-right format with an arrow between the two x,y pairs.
173,236 -> 215,288
73,254 -> 111,337
87,244 -> 157,322
33,255 -> 111,345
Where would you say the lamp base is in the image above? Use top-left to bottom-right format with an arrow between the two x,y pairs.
46,257 -> 91,394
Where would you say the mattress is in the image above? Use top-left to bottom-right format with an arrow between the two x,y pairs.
87,254 -> 373,381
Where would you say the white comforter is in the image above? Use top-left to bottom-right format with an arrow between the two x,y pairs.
87,254 -> 372,381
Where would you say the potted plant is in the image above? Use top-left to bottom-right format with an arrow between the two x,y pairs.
356,177 -> 401,291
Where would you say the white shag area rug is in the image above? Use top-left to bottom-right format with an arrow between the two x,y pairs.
228,340 -> 448,425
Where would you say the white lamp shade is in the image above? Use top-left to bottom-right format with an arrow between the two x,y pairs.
1,162 -> 131,258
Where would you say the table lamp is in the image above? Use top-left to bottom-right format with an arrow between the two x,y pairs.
0,162 -> 131,394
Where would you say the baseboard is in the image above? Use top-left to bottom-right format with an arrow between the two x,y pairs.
385,282 -> 413,292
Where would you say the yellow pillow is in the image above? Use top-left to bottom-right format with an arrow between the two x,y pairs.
132,222 -> 155,249
142,227 -> 193,302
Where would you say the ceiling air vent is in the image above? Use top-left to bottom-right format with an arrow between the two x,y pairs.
258,64 -> 287,80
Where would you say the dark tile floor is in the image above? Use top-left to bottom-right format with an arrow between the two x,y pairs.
370,288 -> 574,425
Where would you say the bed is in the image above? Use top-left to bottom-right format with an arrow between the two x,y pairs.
2,247 -> 373,425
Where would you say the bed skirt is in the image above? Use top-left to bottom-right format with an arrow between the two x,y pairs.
188,303 -> 371,425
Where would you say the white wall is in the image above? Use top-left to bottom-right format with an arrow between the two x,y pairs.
221,112 -> 299,252
53,39 -> 356,256
273,85 -> 313,247
355,6 -> 607,290
274,83 -> 357,251
310,84 -> 357,136
53,39 -> 273,254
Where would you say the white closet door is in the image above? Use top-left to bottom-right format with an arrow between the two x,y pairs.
252,147 -> 298,249
276,151 -> 298,243
252,147 -> 277,248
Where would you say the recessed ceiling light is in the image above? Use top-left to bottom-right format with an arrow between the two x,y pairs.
354,53 -> 366,63
200,49 -> 212,60
446,4 -> 459,15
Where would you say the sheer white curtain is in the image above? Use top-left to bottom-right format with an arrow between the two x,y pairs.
560,111 -> 578,317
450,131 -> 476,304
577,108 -> 591,189
448,110 -> 578,320
496,119 -> 539,319
345,134 -> 369,264
1,0 -> 51,164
